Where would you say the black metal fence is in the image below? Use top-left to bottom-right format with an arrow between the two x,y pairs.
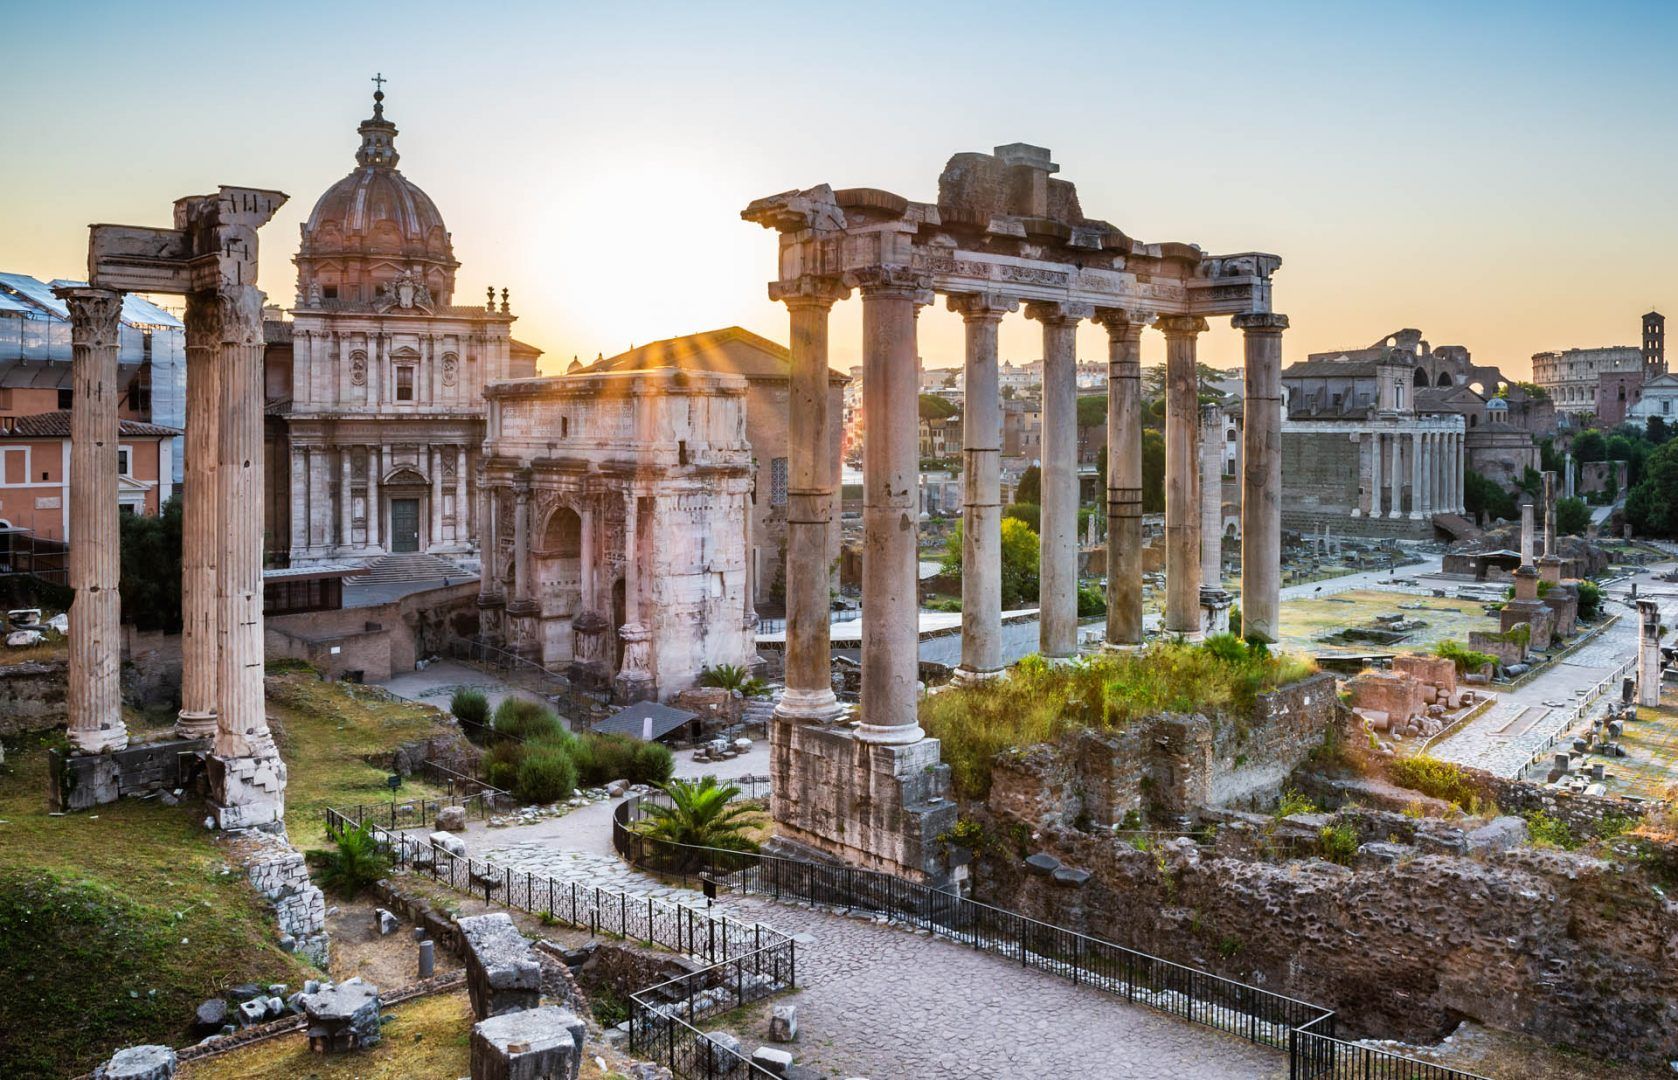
613,793 -> 1494,1080
323,804 -> 796,1080
333,791 -> 500,832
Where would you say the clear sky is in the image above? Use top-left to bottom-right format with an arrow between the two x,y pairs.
2,0 -> 1674,379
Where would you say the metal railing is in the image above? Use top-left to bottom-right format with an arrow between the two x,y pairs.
416,759 -> 515,805
334,791 -> 501,832
323,804 -> 795,1080
612,793 -> 1494,1080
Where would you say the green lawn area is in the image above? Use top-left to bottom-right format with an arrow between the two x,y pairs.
1601,689 -> 1678,802
266,670 -> 457,849
0,733 -> 314,1078
1275,589 -> 1502,657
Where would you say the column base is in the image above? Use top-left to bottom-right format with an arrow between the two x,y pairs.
1101,639 -> 1145,653
612,671 -> 656,706
208,752 -> 288,830
1042,654 -> 1078,668
774,687 -> 841,723
950,664 -> 1004,686
67,724 -> 129,755
175,709 -> 217,740
1409,511 -> 1425,520
1200,587 -> 1235,638
1350,509 -> 1362,518
854,722 -> 927,745
1387,511 -> 1404,520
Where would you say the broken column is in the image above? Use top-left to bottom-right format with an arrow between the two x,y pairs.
1233,312 -> 1286,642
950,292 -> 1015,682
1639,599 -> 1662,708
1538,470 -> 1563,585
1503,502 -> 1555,649
470,1007 -> 584,1080
1160,315 -> 1207,639
460,912 -> 542,1019
1027,300 -> 1090,662
209,284 -> 287,829
56,286 -> 128,756
775,276 -> 848,716
1098,309 -> 1148,648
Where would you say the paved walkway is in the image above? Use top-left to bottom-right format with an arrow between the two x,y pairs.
1429,563 -> 1678,776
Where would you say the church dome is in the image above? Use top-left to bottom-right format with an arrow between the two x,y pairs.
294,86 -> 459,308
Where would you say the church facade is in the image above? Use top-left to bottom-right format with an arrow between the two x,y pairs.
263,89 -> 537,568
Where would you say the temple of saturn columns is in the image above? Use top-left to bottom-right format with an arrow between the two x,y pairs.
745,144 -> 1284,879
52,187 -> 291,829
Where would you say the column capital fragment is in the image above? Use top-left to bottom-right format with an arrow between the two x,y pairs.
945,291 -> 1018,322
849,265 -> 932,304
53,286 -> 125,346
1232,312 -> 1290,334
769,274 -> 850,309
1093,307 -> 1156,338
1024,299 -> 1095,325
1156,314 -> 1210,338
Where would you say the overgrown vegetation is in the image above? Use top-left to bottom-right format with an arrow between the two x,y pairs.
1389,754 -> 1479,810
920,637 -> 1318,799
478,698 -> 674,802
120,494 -> 183,631
1434,639 -> 1496,675
698,664 -> 769,698
307,821 -> 393,896
943,516 -> 1041,608
1318,823 -> 1359,865
450,687 -> 490,734
1575,579 -> 1604,620
1524,810 -> 1580,850
1276,786 -> 1319,818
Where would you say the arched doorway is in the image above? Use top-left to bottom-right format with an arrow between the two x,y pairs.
535,506 -> 584,664
383,467 -> 428,552
611,577 -> 626,674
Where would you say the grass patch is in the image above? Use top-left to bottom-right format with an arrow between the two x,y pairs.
177,988 -> 473,1079
0,734 -> 312,1077
1389,754 -> 1479,810
920,638 -> 1318,799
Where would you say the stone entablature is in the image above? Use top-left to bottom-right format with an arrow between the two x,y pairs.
479,369 -> 756,702
1279,413 -> 1466,530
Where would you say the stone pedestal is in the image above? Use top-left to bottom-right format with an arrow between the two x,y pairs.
1639,599 -> 1663,708
460,913 -> 543,1020
769,717 -> 957,882
612,623 -> 655,704
470,1007 -> 584,1080
93,1044 -> 177,1080
1200,586 -> 1234,638
1538,555 -> 1563,586
208,751 -> 288,830
300,978 -> 382,1053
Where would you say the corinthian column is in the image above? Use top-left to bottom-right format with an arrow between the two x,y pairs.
210,284 -> 286,829
1026,300 -> 1091,661
178,291 -> 220,739
773,277 -> 848,721
949,292 -> 1015,683
339,448 -> 354,547
56,287 -> 128,754
1159,315 -> 1208,639
430,446 -> 444,552
1410,430 -> 1425,520
1233,312 -> 1286,642
857,270 -> 932,743
1096,310 -> 1149,647
366,446 -> 381,551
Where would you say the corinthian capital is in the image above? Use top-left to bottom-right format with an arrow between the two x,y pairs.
1092,307 -> 1157,338
215,285 -> 267,346
945,291 -> 1018,322
1231,312 -> 1289,333
1024,300 -> 1095,325
769,274 -> 851,309
53,287 -> 124,348
1156,314 -> 1209,337
849,266 -> 932,303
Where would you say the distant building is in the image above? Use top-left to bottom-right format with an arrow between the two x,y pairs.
1627,371 -> 1678,425
0,411 -> 178,542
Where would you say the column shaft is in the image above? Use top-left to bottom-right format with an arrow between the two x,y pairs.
1387,431 -> 1403,518
777,285 -> 845,720
1028,302 -> 1087,659
1410,430 -> 1425,519
513,483 -> 532,604
857,278 -> 928,743
1200,404 -> 1223,587
367,446 -> 381,550
179,292 -> 221,737
455,446 -> 468,545
1160,316 -> 1208,637
339,447 -> 354,546
1100,314 -> 1146,646
430,446 -> 444,550
1370,433 -> 1384,518
950,295 -> 1011,680
1235,313 -> 1287,643
58,287 -> 128,753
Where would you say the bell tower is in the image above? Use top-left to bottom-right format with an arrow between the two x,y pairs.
1644,310 -> 1665,379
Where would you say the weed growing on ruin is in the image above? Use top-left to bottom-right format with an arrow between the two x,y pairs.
1318,824 -> 1359,865
1595,812 -> 1637,841
1217,936 -> 1244,958
1276,786 -> 1319,818
308,821 -> 394,896
920,639 -> 1318,799
1390,755 -> 1479,809
1433,639 -> 1497,675
1525,811 -> 1581,850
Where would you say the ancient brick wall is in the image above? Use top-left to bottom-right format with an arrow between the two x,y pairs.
0,659 -> 66,735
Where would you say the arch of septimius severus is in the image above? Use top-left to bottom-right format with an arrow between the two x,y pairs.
55,187 -> 291,828
746,144 -> 1286,879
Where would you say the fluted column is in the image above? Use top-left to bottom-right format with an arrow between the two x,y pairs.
1387,431 -> 1404,518
513,479 -> 532,604
339,448 -> 354,547
210,284 -> 285,828
287,446 -> 306,558
857,271 -> 931,744
454,446 -> 467,545
366,446 -> 381,550
1097,311 -> 1148,647
57,287 -> 128,754
1200,403 -> 1223,588
1234,312 -> 1286,642
1456,432 -> 1466,512
1159,315 -> 1208,639
179,291 -> 221,738
1026,300 -> 1090,660
949,292 -> 1015,683
430,446 -> 444,552
1370,432 -> 1384,518
1410,430 -> 1425,519
773,277 -> 848,721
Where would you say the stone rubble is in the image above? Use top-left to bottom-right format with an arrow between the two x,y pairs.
300,977 -> 383,1053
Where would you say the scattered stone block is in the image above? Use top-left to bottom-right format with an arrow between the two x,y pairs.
93,1044 -> 177,1080
469,1006 -> 584,1080
192,998 -> 227,1035
1052,866 -> 1091,887
301,977 -> 382,1053
236,999 -> 268,1026
375,908 -> 399,935
751,1046 -> 793,1076
1024,852 -> 1061,875
1466,816 -> 1529,853
703,1031 -> 743,1077
436,805 -> 468,831
769,1003 -> 798,1042
431,831 -> 468,858
460,912 -> 542,1020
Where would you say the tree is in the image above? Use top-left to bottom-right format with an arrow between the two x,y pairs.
1515,381 -> 1549,402
637,777 -> 760,852
1141,428 -> 1166,513
1464,470 -> 1517,523
1014,465 -> 1041,505
1647,415 -> 1670,445
1002,502 -> 1040,534
119,495 -> 183,632
1626,437 -> 1678,538
944,516 -> 1041,608
1076,394 -> 1107,430
1572,429 -> 1606,463
918,394 -> 957,421
1538,436 -> 1562,475
1554,496 -> 1591,536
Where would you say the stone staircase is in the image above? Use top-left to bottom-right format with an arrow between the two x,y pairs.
1431,512 -> 1482,543
345,552 -> 474,586
741,686 -> 780,729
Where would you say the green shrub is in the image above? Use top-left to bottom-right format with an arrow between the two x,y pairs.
1390,754 -> 1478,809
1575,579 -> 1603,620
1525,810 -> 1579,850
492,698 -> 565,742
1276,786 -> 1319,818
1076,583 -> 1107,617
631,741 -> 675,785
515,746 -> 578,804
1318,823 -> 1359,865
1434,639 -> 1496,675
483,740 -> 523,793
451,688 -> 490,741
308,822 -> 393,896
698,664 -> 752,692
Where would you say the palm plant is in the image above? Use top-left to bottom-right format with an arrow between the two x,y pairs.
308,821 -> 393,896
636,777 -> 760,854
698,664 -> 750,692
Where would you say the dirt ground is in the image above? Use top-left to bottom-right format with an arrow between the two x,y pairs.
326,895 -> 464,988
